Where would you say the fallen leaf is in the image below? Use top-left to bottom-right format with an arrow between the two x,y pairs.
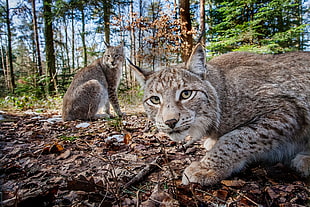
123,133 -> 132,144
56,149 -> 71,160
42,143 -> 64,154
221,179 -> 246,187
213,189 -> 228,201
50,143 -> 64,153
140,184 -> 179,207
265,186 -> 279,199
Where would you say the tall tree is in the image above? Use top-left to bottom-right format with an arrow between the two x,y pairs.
5,0 -> 15,92
179,0 -> 193,61
207,0 -> 307,53
66,0 -> 88,68
199,0 -> 206,44
103,0 -> 111,45
31,0 -> 43,77
43,0 -> 57,93
80,6 -> 87,67
71,10 -> 75,70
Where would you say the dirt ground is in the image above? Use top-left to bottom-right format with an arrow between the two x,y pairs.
0,109 -> 309,207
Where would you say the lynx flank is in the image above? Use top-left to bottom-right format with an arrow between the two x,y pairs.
129,44 -> 310,186
62,45 -> 124,121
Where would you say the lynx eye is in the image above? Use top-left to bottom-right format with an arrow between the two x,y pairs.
149,96 -> 161,105
180,90 -> 193,100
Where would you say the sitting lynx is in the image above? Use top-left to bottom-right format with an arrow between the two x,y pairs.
62,45 -> 124,121
129,44 -> 310,186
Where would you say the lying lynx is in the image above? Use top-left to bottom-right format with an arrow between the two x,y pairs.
62,45 -> 124,121
129,44 -> 310,186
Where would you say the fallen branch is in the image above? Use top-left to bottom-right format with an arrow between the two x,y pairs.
123,156 -> 164,189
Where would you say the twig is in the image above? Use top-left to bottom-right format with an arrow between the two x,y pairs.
239,192 -> 264,207
156,137 -> 178,196
196,188 -> 227,203
123,155 -> 163,189
135,188 -> 140,207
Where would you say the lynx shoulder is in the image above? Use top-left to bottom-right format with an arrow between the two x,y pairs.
62,45 -> 124,121
129,45 -> 310,186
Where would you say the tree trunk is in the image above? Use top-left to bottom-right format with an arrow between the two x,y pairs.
138,0 -> 143,66
80,7 -> 87,67
5,0 -> 15,92
129,1 -> 136,88
1,44 -> 9,90
32,0 -> 43,77
104,1 -> 111,45
199,0 -> 206,44
43,0 -> 57,94
179,0 -> 193,62
63,16 -> 70,72
71,10 -> 75,70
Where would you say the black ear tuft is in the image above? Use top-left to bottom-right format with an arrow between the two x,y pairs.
127,58 -> 151,87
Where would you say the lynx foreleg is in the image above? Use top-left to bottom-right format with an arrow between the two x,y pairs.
96,87 -> 110,119
108,87 -> 124,117
182,110 -> 305,186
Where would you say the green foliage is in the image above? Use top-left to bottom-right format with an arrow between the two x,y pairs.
59,135 -> 78,142
0,95 -> 62,111
14,75 -> 48,98
107,116 -> 123,132
118,83 -> 144,106
207,0 -> 307,54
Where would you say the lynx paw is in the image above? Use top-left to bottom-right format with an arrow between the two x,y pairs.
182,161 -> 224,186
94,114 -> 110,119
291,153 -> 310,177
203,138 -> 217,151
118,112 -> 126,117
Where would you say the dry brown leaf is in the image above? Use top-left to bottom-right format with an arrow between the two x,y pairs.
221,179 -> 246,187
213,189 -> 228,201
56,149 -> 71,160
266,186 -> 279,199
124,133 -> 132,144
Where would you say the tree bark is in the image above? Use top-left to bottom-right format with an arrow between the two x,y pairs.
63,16 -> 70,73
103,1 -> 111,45
71,10 -> 75,70
179,0 -> 193,62
43,0 -> 57,94
5,0 -> 15,92
80,7 -> 87,67
199,0 -> 206,44
31,0 -> 43,77
0,44 -> 9,90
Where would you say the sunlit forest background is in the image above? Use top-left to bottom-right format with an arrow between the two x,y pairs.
0,0 -> 309,110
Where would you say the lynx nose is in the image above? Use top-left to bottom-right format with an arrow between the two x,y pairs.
164,119 -> 178,129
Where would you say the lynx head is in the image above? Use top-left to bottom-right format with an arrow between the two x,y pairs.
103,44 -> 124,68
128,44 -> 220,142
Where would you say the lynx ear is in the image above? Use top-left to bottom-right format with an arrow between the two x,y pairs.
117,44 -> 124,54
186,44 -> 207,79
127,58 -> 152,87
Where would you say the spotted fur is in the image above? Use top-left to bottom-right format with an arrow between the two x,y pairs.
129,44 -> 310,186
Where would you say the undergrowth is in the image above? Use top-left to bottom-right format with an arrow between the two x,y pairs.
0,85 -> 143,113
0,95 -> 63,111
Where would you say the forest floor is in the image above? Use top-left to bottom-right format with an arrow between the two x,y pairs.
0,106 -> 309,207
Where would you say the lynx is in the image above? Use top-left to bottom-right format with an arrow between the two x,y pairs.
62,45 -> 124,121
129,44 -> 310,186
